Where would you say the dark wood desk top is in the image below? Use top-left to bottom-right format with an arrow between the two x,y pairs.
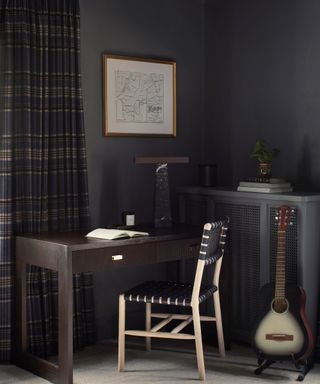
16,224 -> 202,251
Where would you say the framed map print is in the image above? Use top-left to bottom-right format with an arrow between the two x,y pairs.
102,55 -> 176,137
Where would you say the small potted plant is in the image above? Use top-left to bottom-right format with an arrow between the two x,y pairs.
250,139 -> 279,179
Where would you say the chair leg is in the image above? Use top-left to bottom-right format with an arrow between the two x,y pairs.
213,291 -> 225,357
145,302 -> 151,351
118,294 -> 126,372
192,305 -> 205,381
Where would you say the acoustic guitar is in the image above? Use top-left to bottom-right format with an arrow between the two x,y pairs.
253,205 -> 314,363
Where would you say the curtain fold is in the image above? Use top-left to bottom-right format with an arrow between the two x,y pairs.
0,0 -> 95,361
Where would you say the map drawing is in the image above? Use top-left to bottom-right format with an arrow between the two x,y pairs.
115,70 -> 164,123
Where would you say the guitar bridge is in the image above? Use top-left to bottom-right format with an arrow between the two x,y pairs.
266,334 -> 294,341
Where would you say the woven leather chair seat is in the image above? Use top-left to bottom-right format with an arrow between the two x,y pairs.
124,280 -> 217,307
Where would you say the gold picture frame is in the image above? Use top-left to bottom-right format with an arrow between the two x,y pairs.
102,54 -> 176,137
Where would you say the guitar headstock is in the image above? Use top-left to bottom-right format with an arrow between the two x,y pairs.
276,205 -> 292,230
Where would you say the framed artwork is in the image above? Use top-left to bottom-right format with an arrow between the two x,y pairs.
102,54 -> 176,137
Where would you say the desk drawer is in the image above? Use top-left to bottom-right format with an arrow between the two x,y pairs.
73,243 -> 156,272
156,237 -> 200,263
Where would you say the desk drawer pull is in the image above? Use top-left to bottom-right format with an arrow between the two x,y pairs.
112,255 -> 123,261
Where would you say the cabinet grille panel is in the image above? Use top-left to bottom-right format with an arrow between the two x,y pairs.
215,202 -> 260,336
179,188 -> 320,353
269,207 -> 298,285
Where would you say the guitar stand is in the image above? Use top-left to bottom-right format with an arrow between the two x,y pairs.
293,359 -> 313,381
254,354 -> 313,381
254,358 -> 276,375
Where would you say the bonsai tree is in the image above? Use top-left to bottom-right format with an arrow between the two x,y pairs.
250,139 -> 279,164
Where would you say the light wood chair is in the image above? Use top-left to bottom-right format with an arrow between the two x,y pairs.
118,218 -> 229,380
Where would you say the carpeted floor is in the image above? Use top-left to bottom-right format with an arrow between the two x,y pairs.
0,340 -> 319,383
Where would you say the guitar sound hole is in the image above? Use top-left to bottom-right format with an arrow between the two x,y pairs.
272,298 -> 288,314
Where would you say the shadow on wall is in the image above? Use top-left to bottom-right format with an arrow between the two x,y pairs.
99,163 -> 119,226
296,135 -> 317,191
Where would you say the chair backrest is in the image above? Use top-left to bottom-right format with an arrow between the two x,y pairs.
191,218 -> 229,305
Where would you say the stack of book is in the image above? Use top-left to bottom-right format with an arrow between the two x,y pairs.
237,178 -> 293,193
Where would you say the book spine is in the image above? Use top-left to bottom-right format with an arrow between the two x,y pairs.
239,182 -> 291,188
244,177 -> 286,183
237,186 -> 293,193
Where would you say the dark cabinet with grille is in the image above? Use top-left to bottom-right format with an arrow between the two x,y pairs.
178,187 -> 320,345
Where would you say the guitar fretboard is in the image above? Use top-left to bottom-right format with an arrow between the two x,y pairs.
274,206 -> 291,313
275,230 -> 286,301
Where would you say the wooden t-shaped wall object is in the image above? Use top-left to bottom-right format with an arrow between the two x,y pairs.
135,157 -> 189,227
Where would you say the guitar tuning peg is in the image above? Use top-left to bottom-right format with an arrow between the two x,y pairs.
291,209 -> 295,213
289,221 -> 293,226
275,216 -> 279,220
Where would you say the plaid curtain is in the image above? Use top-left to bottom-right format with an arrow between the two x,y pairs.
0,0 -> 95,361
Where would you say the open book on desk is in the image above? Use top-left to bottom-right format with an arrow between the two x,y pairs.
86,228 -> 149,240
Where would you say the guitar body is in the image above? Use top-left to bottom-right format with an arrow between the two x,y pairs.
253,283 -> 314,362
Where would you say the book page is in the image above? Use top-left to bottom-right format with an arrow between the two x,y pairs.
126,230 -> 149,237
86,228 -> 149,240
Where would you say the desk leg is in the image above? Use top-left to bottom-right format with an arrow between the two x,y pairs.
58,249 -> 73,384
16,256 -> 27,359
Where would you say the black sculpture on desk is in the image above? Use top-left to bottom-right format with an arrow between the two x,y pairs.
154,162 -> 171,227
135,156 -> 189,228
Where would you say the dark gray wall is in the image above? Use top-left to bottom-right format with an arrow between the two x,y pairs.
205,0 -> 320,190
81,0 -> 205,229
80,0 -> 320,341
80,0 -> 205,339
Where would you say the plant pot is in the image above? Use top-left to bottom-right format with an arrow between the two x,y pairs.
258,162 -> 271,179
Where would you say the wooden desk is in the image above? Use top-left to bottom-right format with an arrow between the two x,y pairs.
15,226 -> 201,384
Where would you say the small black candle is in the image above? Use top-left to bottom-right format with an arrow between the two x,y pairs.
122,211 -> 135,226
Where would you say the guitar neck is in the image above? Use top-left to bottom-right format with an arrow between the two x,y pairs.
275,230 -> 286,302
273,205 -> 291,309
